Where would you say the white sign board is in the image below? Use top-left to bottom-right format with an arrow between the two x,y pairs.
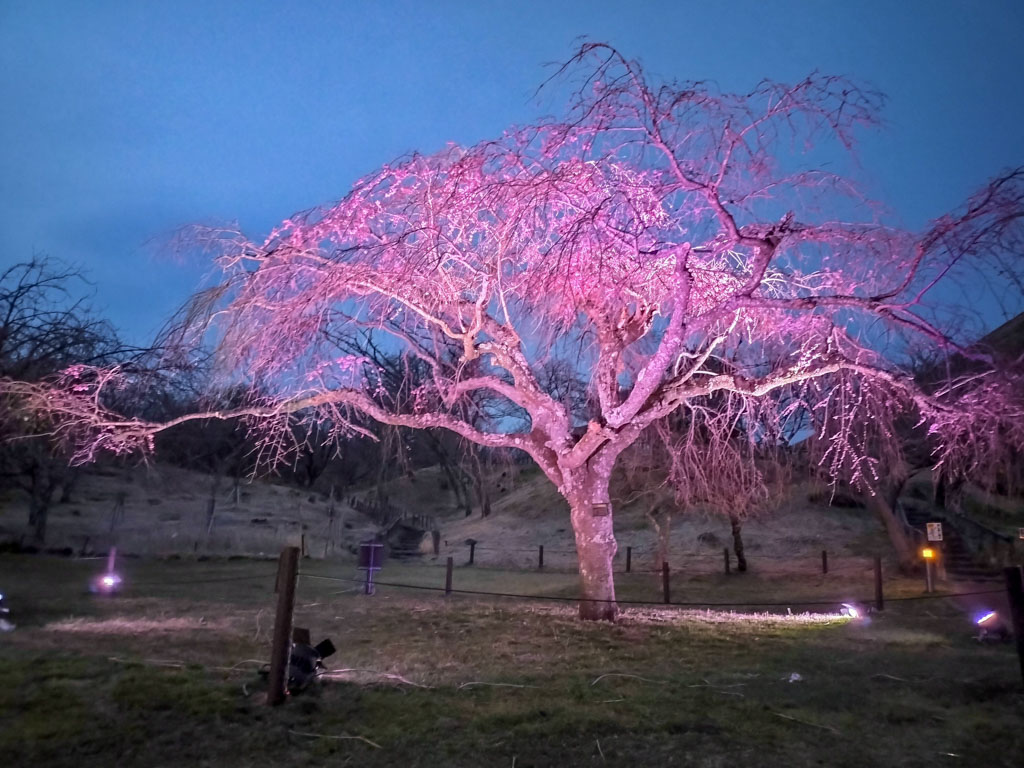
926,522 -> 943,542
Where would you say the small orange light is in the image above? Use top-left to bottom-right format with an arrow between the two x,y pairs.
921,547 -> 936,560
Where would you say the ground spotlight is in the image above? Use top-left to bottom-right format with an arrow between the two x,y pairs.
90,547 -> 123,595
0,590 -> 13,631
840,602 -> 864,619
975,610 -> 1010,643
91,572 -> 123,594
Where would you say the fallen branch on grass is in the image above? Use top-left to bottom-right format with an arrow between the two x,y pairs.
108,656 -> 186,669
688,680 -> 745,689
591,673 -> 667,686
321,668 -> 432,688
457,681 -> 540,690
108,656 -> 267,675
688,680 -> 746,696
287,730 -> 381,749
772,711 -> 840,735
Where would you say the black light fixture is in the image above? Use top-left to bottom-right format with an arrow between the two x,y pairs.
287,626 -> 337,693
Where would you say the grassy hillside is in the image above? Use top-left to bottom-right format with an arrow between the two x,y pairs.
2,460 -> 898,579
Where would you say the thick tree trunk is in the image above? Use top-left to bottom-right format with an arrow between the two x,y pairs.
439,460 -> 472,516
59,468 -> 80,504
729,513 -> 747,572
25,461 -> 56,544
867,480 -> 916,572
454,472 -> 473,517
477,481 -> 492,518
645,503 -> 671,570
936,476 -> 964,515
567,472 -> 618,621
468,450 -> 491,518
29,494 -> 48,544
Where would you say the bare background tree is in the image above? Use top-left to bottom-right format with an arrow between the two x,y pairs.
0,258 -> 126,542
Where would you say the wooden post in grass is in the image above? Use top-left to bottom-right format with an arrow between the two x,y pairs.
538,545 -> 544,570
874,556 -> 884,611
1004,566 -> 1024,687
821,550 -> 828,575
625,546 -> 632,574
267,546 -> 300,706
662,562 -> 671,604
723,547 -> 731,575
431,530 -> 440,556
445,556 -> 453,596
468,541 -> 476,566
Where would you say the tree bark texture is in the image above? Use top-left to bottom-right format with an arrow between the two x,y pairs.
566,470 -> 618,621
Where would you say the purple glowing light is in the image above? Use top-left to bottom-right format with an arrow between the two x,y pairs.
977,611 -> 997,625
93,572 -> 122,593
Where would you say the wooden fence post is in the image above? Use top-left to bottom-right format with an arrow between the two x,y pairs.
469,541 -> 476,566
821,550 -> 828,575
723,547 -> 731,575
1004,566 -> 1024,687
662,562 -> 671,604
267,546 -> 300,706
538,545 -> 544,570
625,546 -> 632,574
445,556 -> 454,596
874,556 -> 884,611
432,530 -> 440,556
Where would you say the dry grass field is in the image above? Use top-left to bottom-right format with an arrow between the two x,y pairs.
1,554 -> 1021,767
1,464 -> 1022,766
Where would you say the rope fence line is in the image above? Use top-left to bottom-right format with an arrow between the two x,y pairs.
463,545 -> 826,559
128,573 -> 278,587
296,571 -> 1004,609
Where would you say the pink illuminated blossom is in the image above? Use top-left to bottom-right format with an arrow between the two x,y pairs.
5,44 -> 1024,620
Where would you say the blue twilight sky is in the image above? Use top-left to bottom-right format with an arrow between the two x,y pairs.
1,1 -> 1022,345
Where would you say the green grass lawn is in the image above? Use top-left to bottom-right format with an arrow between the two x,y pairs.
1,554 -> 1021,767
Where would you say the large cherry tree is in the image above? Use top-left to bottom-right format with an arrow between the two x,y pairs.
8,45 -> 1024,619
